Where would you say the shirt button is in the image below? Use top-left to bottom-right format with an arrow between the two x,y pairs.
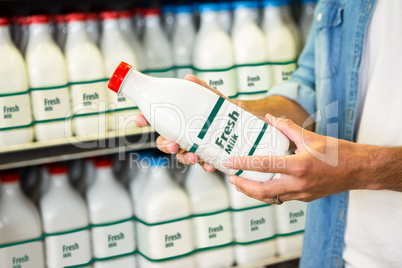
317,12 -> 323,22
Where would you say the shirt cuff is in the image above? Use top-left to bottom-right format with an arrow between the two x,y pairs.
267,82 -> 316,116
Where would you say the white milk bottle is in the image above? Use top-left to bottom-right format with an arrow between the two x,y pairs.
100,10 -> 139,132
85,13 -> 100,46
25,15 -> 72,141
299,0 -> 317,46
143,8 -> 174,78
273,174 -> 307,256
184,166 -> 234,268
281,0 -> 302,54
53,14 -> 66,51
225,176 -> 276,265
262,0 -> 298,84
136,157 -> 195,268
161,4 -> 175,40
118,10 -> 145,71
133,7 -> 145,40
39,164 -> 92,268
0,17 -> 34,146
108,62 -> 289,182
87,158 -> 136,267
218,2 -> 233,34
231,1 -> 273,100
193,3 -> 238,98
172,4 -> 195,79
0,172 -> 45,268
64,12 -> 108,137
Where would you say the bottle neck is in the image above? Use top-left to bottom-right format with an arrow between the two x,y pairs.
263,6 -> 285,26
0,25 -> 12,45
66,21 -> 89,44
176,13 -> 193,26
144,15 -> 163,30
148,166 -> 174,187
48,174 -> 71,191
119,17 -> 134,32
94,167 -> 115,183
233,8 -> 255,26
199,11 -> 222,31
28,23 -> 53,43
102,19 -> 120,32
1,182 -> 25,199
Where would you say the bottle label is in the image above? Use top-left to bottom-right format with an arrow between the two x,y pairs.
70,82 -> 108,115
136,220 -> 193,260
192,212 -> 232,248
91,221 -> 136,258
196,69 -> 238,98
236,65 -> 272,100
44,229 -> 92,267
183,96 -> 287,182
273,63 -> 297,84
0,94 -> 32,129
30,87 -> 71,121
275,201 -> 307,234
0,241 -> 45,268
232,206 -> 276,243
107,90 -> 137,109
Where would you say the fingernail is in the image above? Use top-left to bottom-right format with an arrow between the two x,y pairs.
228,176 -> 235,185
224,158 -> 233,169
265,113 -> 273,122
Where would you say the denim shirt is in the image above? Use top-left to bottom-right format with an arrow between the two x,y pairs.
267,0 -> 376,267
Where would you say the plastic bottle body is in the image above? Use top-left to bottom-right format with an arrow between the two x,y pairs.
65,18 -> 108,136
193,7 -> 237,98
0,23 -> 34,146
0,179 -> 45,267
25,18 -> 72,141
86,161 -> 136,267
232,4 -> 273,100
113,67 -> 289,182
184,166 -> 234,268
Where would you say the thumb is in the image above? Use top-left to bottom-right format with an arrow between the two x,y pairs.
265,113 -> 303,147
184,74 -> 226,98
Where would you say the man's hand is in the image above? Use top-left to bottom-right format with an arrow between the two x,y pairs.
224,113 -> 402,203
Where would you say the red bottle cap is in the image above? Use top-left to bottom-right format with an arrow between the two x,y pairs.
108,61 -> 132,93
27,15 -> 50,25
0,17 -> 9,26
100,11 -> 119,20
1,172 -> 20,183
86,12 -> 98,21
144,8 -> 161,16
49,164 -> 68,175
118,10 -> 132,18
65,13 -> 86,22
95,158 -> 113,168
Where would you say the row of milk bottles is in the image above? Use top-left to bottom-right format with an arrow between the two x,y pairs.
0,0 -> 317,147
0,153 -> 307,268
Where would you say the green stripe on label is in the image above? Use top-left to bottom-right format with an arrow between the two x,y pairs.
235,170 -> 243,176
237,90 -> 268,96
189,143 -> 199,153
198,97 -> 225,140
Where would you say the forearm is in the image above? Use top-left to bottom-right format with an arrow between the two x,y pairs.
361,145 -> 402,191
234,95 -> 314,131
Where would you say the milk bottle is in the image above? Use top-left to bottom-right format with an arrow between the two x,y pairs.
184,166 -> 234,268
53,14 -> 66,50
118,10 -> 145,71
100,10 -> 139,132
0,17 -> 34,146
218,2 -> 232,34
87,158 -> 136,267
231,1 -> 273,100
65,12 -> 108,137
39,164 -> 92,268
0,172 -> 45,268
193,3 -> 238,98
274,174 -> 306,256
299,0 -> 317,46
225,176 -> 276,265
281,0 -> 302,54
161,4 -> 175,40
143,8 -> 174,78
108,62 -> 289,182
133,7 -> 145,40
172,5 -> 195,79
85,12 -> 100,46
25,15 -> 72,141
135,157 -> 195,268
262,0 -> 298,84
